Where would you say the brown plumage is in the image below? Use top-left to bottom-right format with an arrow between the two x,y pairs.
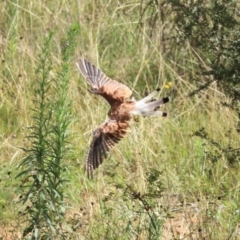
76,58 -> 169,177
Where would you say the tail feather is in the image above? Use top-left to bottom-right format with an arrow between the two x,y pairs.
143,97 -> 169,111
137,89 -> 160,104
131,90 -> 169,116
142,111 -> 167,117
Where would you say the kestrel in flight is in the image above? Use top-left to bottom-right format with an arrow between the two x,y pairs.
76,58 -> 169,177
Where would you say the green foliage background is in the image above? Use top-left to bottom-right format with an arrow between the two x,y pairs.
0,0 -> 239,239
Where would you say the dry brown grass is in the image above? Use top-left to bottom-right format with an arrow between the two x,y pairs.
0,0 -> 240,239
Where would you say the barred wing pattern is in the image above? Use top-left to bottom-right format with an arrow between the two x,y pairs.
86,120 -> 129,178
76,58 -> 132,105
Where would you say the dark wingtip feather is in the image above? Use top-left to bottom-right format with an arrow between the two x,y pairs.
162,97 -> 169,103
156,88 -> 161,91
85,163 -> 94,179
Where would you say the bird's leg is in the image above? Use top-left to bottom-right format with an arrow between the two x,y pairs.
133,116 -> 139,122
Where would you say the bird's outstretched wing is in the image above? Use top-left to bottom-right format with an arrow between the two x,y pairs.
85,119 -> 129,178
76,58 -> 132,105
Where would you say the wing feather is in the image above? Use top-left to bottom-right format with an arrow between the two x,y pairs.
76,58 -> 132,105
85,119 -> 129,177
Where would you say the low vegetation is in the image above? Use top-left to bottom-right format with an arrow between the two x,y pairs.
0,0 -> 239,239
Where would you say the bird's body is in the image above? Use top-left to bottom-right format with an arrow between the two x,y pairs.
76,58 -> 169,177
108,100 -> 135,120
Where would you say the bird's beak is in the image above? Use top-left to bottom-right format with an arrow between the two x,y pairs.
88,88 -> 95,94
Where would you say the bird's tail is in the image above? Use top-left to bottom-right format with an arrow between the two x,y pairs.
131,89 -> 169,117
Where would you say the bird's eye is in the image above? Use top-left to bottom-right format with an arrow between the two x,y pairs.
92,129 -> 100,137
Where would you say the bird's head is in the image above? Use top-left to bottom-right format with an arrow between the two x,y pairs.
92,129 -> 101,138
88,86 -> 99,94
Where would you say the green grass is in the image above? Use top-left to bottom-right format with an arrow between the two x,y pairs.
0,0 -> 240,239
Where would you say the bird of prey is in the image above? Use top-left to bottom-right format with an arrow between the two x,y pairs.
76,58 -> 169,177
